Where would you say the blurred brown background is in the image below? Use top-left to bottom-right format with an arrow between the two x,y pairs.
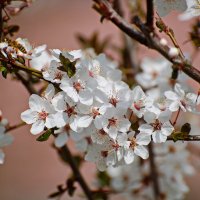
0,0 -> 199,199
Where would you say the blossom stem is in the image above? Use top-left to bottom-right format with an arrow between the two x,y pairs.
59,145 -> 94,200
148,142 -> 160,200
5,121 -> 26,133
173,107 -> 181,126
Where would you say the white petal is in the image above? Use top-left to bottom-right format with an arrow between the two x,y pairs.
124,149 -> 134,164
44,84 -> 55,101
169,101 -> 180,112
152,131 -> 167,143
30,120 -> 45,135
0,134 -> 14,147
144,112 -> 156,124
138,124 -> 153,135
54,112 -> 68,128
79,90 -> 93,106
77,115 -> 93,128
164,91 -> 178,100
54,132 -> 68,148
136,133 -> 151,145
29,94 -> 44,112
0,150 -> 5,164
134,145 -> 149,159
21,109 -> 37,124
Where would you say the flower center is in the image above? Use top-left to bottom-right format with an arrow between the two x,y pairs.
133,100 -> 144,111
73,81 -> 84,92
109,96 -> 118,107
108,117 -> 117,128
129,137 -> 137,149
38,110 -> 48,120
66,105 -> 76,117
91,108 -> 100,119
151,119 -> 162,131
54,71 -> 63,80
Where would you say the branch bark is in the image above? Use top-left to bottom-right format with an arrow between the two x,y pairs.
148,142 -> 160,200
146,0 -> 154,29
59,145 -> 94,200
92,0 -> 200,84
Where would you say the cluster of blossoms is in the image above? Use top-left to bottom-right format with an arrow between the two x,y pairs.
155,0 -> 200,20
5,0 -> 33,16
5,36 -> 196,170
106,142 -> 194,200
0,111 -> 13,164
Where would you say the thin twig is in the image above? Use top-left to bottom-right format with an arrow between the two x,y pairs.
168,135 -> 200,141
5,121 -> 26,133
92,0 -> 200,84
59,145 -> 94,200
15,72 -> 37,94
148,142 -> 160,200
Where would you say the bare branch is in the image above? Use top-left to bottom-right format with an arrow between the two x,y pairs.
146,0 -> 154,29
92,0 -> 200,84
58,145 -> 94,200
148,142 -> 160,200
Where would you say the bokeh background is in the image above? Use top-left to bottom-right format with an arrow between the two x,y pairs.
0,0 -> 199,199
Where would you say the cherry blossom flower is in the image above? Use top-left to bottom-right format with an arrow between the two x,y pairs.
164,83 -> 198,112
95,106 -> 131,140
21,94 -> 56,134
42,60 -> 67,83
140,110 -> 174,143
135,58 -> 172,90
130,86 -> 153,118
179,0 -> 200,20
155,0 -> 187,17
120,131 -> 150,164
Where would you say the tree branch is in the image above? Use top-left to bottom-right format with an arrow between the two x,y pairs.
146,0 -> 154,29
93,0 -> 147,46
92,0 -> 200,84
15,72 -> 38,94
148,142 -> 160,200
168,135 -> 200,141
59,145 -> 94,200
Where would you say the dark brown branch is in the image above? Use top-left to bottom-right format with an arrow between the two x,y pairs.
0,1 -> 3,41
59,145 -> 94,200
148,142 -> 160,200
93,0 -> 147,46
146,0 -> 154,29
15,72 -> 37,94
92,0 -> 200,84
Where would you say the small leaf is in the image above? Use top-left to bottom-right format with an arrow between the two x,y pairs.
0,66 -> 8,79
36,129 -> 52,142
59,53 -> 76,78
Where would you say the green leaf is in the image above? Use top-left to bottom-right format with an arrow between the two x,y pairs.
36,129 -> 52,142
59,53 -> 76,78
0,65 -> 8,79
97,171 -> 111,187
